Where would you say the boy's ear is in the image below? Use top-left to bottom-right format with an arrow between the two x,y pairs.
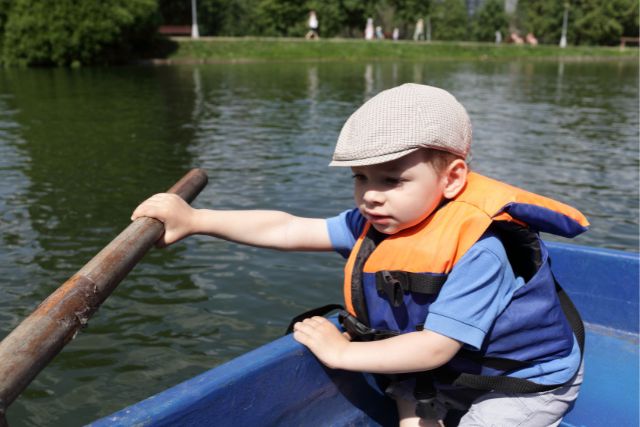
442,159 -> 468,199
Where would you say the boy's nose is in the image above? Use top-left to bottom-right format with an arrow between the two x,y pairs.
362,188 -> 385,205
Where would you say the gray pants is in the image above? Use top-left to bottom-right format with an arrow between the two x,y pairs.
388,362 -> 584,426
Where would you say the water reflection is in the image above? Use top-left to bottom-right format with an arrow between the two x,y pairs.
0,59 -> 637,426
0,92 -> 43,329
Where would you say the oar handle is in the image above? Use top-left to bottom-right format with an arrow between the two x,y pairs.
167,168 -> 209,203
0,168 -> 208,420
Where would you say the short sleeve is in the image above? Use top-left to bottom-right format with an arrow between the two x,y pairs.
325,208 -> 366,258
425,231 -> 524,349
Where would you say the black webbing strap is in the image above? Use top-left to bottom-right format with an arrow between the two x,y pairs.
413,371 -> 449,420
456,351 -> 533,371
375,271 -> 446,307
555,278 -> 585,358
350,226 -> 386,325
284,304 -> 344,335
405,273 -> 447,294
447,370 -> 561,393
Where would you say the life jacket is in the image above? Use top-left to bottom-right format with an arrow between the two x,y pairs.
341,172 -> 588,393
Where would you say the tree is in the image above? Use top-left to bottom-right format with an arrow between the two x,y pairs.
194,0 -> 254,36
0,0 -> 11,59
303,0 -> 374,38
2,0 -> 160,66
573,0 -> 639,45
334,0 -> 377,37
187,0 -> 372,38
431,0 -> 468,41
515,0 -> 566,45
251,0 -> 307,36
620,0 -> 640,38
471,0 -> 508,42
517,0 -> 639,46
389,0 -> 430,39
158,0 -> 191,25
0,0 -> 10,34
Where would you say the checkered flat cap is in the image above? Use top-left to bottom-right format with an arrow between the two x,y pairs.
330,83 -> 472,167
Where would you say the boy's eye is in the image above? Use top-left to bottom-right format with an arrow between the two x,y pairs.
384,177 -> 403,185
352,174 -> 366,182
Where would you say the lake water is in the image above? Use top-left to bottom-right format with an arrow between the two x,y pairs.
0,59 -> 638,426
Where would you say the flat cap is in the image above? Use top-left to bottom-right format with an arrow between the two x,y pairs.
330,83 -> 472,167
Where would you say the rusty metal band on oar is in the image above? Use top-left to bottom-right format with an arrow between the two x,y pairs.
0,168 -> 208,425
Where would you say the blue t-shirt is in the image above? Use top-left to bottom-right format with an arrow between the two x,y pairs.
326,208 -> 581,385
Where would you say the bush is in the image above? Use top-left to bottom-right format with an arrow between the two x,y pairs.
2,0 -> 160,66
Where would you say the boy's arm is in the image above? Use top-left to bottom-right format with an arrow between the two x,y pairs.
131,193 -> 333,251
293,316 -> 462,374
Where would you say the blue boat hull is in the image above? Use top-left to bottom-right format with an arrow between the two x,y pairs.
90,242 -> 639,427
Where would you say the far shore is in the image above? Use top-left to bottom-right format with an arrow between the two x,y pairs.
143,36 -> 640,64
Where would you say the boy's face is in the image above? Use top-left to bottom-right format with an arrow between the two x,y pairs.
351,150 -> 447,235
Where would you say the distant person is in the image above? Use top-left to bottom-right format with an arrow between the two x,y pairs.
495,30 -> 502,44
508,32 -> 524,44
133,83 -> 587,427
526,32 -> 538,46
365,17 -> 375,40
375,26 -> 385,40
413,18 -> 425,41
392,27 -> 400,41
305,10 -> 319,40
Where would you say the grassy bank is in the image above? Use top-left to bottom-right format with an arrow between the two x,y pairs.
149,37 -> 639,63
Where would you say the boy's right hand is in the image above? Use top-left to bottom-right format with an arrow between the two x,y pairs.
131,193 -> 195,247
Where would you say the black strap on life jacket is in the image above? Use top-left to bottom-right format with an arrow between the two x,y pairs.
555,275 -> 586,357
414,371 -> 449,420
376,270 -> 446,307
284,304 -> 344,335
349,226 -> 382,325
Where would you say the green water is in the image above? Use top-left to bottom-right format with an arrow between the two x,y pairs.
0,60 -> 638,426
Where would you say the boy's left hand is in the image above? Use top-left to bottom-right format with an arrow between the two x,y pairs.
292,316 -> 351,369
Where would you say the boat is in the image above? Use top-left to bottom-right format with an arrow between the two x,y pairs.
88,241 -> 639,427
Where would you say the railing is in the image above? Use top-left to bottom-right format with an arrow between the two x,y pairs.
0,169 -> 208,426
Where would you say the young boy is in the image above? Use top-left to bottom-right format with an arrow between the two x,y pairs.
132,84 -> 587,426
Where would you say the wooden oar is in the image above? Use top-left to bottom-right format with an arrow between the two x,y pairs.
0,168 -> 208,426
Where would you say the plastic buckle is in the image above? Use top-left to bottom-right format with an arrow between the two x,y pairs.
377,271 -> 408,307
338,310 -> 378,341
415,395 -> 448,420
